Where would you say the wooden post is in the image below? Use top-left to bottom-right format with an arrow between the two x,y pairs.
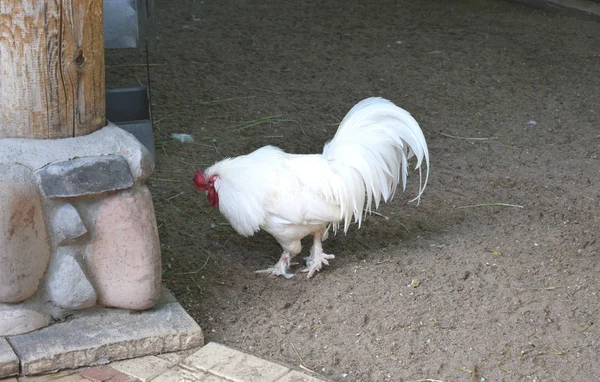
0,1 -> 105,139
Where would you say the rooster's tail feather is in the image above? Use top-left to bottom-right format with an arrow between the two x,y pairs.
322,97 -> 429,233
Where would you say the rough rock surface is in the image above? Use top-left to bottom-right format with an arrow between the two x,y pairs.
86,186 -> 162,310
37,155 -> 134,198
0,164 -> 50,303
49,203 -> 88,245
45,247 -> 97,310
0,124 -> 154,181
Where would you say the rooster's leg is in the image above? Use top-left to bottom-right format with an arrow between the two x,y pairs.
302,230 -> 335,278
255,251 -> 294,279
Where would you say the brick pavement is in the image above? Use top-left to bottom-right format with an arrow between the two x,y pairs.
2,343 -> 327,382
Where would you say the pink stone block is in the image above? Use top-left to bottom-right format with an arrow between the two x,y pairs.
86,186 -> 161,310
0,164 -> 50,303
79,366 -> 119,381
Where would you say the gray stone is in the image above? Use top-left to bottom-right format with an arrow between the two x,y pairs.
0,303 -> 51,336
0,124 -> 154,182
0,164 -> 50,304
49,203 -> 87,244
46,247 -> 97,310
8,297 -> 204,375
37,155 -> 133,198
0,337 -> 19,378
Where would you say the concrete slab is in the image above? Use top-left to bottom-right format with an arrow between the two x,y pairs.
154,347 -> 198,365
151,366 -> 228,382
110,355 -> 173,381
0,338 -> 18,378
276,370 -> 325,382
78,366 -> 121,381
7,294 -> 203,376
182,342 -> 290,382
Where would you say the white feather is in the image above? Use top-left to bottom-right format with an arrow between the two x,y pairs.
206,146 -> 284,236
322,97 -> 429,232
203,97 -> 429,241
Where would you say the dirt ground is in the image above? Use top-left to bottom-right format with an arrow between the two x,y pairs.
105,0 -> 600,380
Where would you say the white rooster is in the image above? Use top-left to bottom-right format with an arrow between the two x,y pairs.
194,97 -> 429,278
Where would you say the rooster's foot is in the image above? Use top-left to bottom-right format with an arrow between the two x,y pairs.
302,250 -> 335,278
255,253 -> 294,279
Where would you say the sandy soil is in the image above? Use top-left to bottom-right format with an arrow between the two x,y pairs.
106,0 -> 600,380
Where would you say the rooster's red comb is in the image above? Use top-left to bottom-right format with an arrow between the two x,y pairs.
193,171 -> 207,190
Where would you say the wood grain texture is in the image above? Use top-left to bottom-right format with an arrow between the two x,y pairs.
0,0 -> 105,139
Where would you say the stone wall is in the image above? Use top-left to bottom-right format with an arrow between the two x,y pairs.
0,124 -> 162,335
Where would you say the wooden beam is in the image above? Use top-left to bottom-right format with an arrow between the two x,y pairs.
0,1 -> 105,139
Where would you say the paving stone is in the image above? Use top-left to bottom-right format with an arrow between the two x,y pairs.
78,366 -> 121,381
0,338 -> 19,378
182,342 -> 289,382
154,347 -> 200,365
276,370 -> 325,382
37,155 -> 133,198
110,356 -> 173,381
194,372 -> 231,382
18,370 -> 88,381
0,164 -> 50,304
107,374 -> 138,382
8,297 -> 203,376
45,247 -> 97,310
150,367 -> 226,382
